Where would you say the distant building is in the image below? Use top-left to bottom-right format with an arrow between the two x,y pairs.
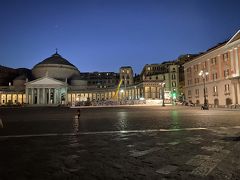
140,62 -> 180,103
184,30 -> 240,107
0,52 -> 166,106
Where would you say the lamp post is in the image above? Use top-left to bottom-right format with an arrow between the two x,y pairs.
199,70 -> 209,110
159,82 -> 165,107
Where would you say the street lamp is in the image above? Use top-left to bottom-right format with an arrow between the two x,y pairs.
199,70 -> 209,110
159,82 -> 165,107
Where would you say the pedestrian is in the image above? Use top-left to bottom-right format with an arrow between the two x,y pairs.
77,109 -> 81,119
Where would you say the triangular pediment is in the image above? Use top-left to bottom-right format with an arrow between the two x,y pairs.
226,30 -> 240,45
26,77 -> 66,86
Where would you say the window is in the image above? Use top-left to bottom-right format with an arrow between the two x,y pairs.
213,86 -> 218,93
194,65 -> 198,72
203,61 -> 207,69
211,57 -> 217,65
188,79 -> 192,85
172,68 -> 176,72
225,84 -> 230,92
212,73 -> 218,80
172,81 -> 176,87
224,69 -> 230,77
172,73 -> 176,80
223,53 -> 229,61
195,89 -> 199,96
188,90 -> 191,96
156,76 -> 158,80
195,78 -> 199,84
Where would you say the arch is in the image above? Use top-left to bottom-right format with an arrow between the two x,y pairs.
196,100 -> 200,105
214,99 -> 219,107
226,98 -> 232,107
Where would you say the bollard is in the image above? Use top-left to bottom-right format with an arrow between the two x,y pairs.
0,118 -> 3,128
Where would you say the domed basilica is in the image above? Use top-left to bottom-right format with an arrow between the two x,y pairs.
0,51 -> 176,106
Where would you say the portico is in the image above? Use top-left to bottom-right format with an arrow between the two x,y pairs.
25,76 -> 68,105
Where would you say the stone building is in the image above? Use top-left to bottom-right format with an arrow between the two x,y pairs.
184,30 -> 240,107
140,62 -> 180,103
0,52 -> 170,106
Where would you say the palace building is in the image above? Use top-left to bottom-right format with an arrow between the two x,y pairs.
0,51 -> 180,106
184,30 -> 240,107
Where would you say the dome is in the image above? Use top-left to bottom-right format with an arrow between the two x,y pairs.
32,52 -> 80,80
34,53 -> 75,67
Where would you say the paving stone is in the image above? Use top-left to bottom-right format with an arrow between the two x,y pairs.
186,155 -> 211,166
126,144 -> 135,148
130,147 -> 160,157
191,159 -> 221,177
201,145 -> 223,152
168,141 -> 180,145
156,165 -> 178,175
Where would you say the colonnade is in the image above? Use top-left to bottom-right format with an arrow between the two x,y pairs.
68,85 -> 163,104
25,87 -> 66,105
0,93 -> 25,104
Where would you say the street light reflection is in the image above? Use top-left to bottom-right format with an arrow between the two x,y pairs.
170,110 -> 180,130
117,111 -> 128,130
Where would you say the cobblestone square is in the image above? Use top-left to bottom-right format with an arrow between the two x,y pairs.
0,106 -> 240,179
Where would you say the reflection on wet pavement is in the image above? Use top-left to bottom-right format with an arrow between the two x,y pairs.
73,115 -> 79,133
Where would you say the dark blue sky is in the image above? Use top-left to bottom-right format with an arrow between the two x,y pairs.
0,0 -> 240,74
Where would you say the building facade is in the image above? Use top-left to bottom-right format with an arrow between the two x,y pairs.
184,30 -> 240,107
140,62 -> 180,103
0,52 -> 178,106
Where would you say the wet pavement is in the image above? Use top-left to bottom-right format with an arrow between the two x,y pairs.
0,106 -> 240,179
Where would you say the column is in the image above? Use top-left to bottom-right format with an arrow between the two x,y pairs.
235,48 -> 239,76
26,88 -> 28,104
155,87 -> 158,99
16,94 -> 18,104
234,82 -> 238,105
230,50 -> 234,73
31,88 -> 34,104
238,80 -> 240,105
37,88 -> 40,104
43,88 -> 45,104
143,87 -> 145,98
48,88 -> 51,104
54,89 -> 57,104
149,86 -> 152,98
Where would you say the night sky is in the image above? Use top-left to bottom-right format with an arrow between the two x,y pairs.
0,0 -> 240,74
